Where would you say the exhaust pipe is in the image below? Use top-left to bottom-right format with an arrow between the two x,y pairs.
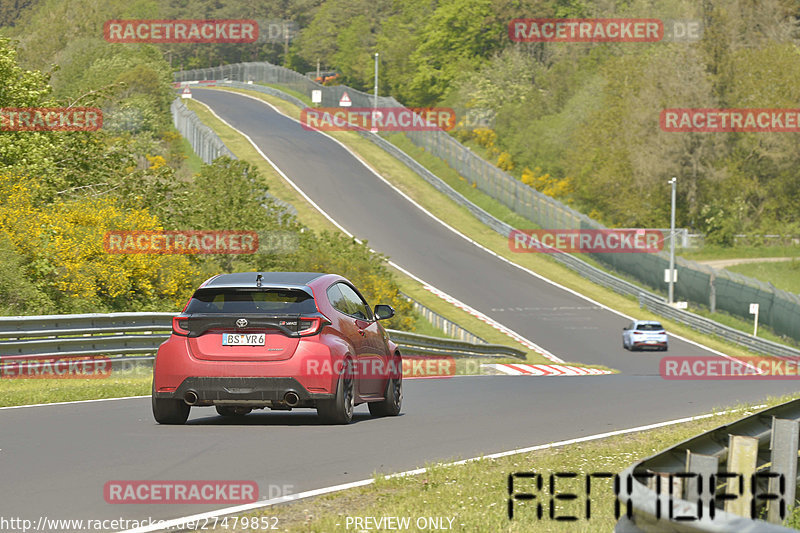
284,391 -> 299,407
183,390 -> 199,406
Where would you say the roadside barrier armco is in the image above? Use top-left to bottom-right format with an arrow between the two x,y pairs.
0,313 -> 526,365
616,398 -> 800,532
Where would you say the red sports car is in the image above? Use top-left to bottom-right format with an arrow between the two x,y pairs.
152,272 -> 402,424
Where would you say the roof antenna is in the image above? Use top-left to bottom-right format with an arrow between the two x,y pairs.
256,274 -> 262,287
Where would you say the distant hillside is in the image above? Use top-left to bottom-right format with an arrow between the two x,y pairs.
8,0 -> 800,243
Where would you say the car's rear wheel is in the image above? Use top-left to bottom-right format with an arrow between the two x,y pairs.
317,359 -> 354,424
152,384 -> 190,425
216,406 -> 252,417
369,373 -> 402,417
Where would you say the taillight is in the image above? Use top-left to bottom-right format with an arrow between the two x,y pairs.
658,331 -> 666,335
633,331 -> 642,335
172,316 -> 189,336
297,317 -> 327,336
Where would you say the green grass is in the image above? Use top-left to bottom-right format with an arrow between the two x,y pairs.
259,83 -> 314,106
179,134 -> 204,175
0,365 -> 151,407
410,314 -> 451,339
190,393 -> 800,533
383,132 -> 535,232
680,244 -> 800,262
727,260 -> 800,296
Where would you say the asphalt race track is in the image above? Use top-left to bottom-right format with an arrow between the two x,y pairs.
2,378 -> 798,528
1,87 -> 795,530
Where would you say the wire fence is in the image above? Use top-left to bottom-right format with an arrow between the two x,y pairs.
173,63 -> 800,344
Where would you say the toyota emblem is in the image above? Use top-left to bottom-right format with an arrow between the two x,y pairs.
236,318 -> 248,328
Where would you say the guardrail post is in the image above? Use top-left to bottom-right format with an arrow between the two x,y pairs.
724,435 -> 759,518
709,272 -> 716,314
685,451 -> 718,513
767,417 -> 799,524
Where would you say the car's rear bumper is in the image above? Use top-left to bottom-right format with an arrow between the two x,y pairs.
155,376 -> 334,408
632,341 -> 668,349
153,335 -> 345,397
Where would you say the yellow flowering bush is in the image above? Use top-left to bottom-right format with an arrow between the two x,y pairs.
521,166 -> 575,201
496,151 -> 514,171
0,174 -> 198,311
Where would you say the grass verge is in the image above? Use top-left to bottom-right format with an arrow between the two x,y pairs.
727,260 -> 800,296
0,365 -> 151,407
189,393 -> 800,533
680,244 -> 800,262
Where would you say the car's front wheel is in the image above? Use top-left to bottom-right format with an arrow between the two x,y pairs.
369,374 -> 402,417
152,384 -> 190,425
317,359 -> 354,424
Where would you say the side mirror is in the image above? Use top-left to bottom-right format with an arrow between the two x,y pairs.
374,304 -> 395,321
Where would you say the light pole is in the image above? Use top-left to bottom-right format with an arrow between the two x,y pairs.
373,52 -> 379,109
370,52 -> 379,133
668,177 -> 677,304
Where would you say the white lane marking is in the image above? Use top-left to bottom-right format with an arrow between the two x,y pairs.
0,396 -> 149,410
198,88 -> 739,364
191,95 -> 560,362
118,404 -> 764,533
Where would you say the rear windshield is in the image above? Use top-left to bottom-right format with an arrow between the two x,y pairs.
185,288 -> 317,315
636,323 -> 664,331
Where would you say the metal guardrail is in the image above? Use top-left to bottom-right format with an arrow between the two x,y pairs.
399,292 -> 486,344
638,293 -> 800,359
616,398 -> 800,532
0,313 -> 525,363
172,77 -> 800,359
388,330 -> 522,359
171,97 -> 298,218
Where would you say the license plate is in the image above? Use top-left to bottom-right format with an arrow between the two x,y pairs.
222,333 -> 266,346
